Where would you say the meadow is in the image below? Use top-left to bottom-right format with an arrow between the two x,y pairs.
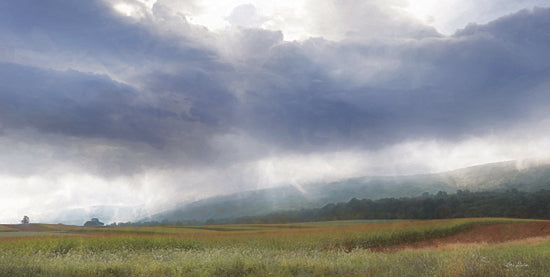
1,218 -> 549,276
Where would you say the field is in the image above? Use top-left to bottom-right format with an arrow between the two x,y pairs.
1,218 -> 550,276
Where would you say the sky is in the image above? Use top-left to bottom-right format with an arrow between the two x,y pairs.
1,0 -> 550,224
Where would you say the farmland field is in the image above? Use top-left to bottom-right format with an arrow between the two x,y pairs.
1,218 -> 550,276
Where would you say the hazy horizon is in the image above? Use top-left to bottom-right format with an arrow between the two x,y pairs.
1,0 -> 550,224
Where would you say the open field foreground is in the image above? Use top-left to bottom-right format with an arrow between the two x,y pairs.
1,218 -> 550,276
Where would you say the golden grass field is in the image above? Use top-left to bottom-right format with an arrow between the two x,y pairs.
1,218 -> 550,276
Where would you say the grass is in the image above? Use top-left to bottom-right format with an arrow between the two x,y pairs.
0,218 -> 548,276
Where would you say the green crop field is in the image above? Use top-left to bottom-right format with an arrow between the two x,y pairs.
0,218 -> 549,276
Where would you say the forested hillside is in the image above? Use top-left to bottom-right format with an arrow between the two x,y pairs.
234,189 -> 550,224
148,161 -> 550,224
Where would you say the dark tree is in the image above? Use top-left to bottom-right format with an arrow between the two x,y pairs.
84,218 -> 104,227
21,216 -> 29,224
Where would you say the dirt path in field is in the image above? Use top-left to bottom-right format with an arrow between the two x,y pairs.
377,221 -> 550,252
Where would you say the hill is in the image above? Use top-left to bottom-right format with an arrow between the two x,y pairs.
147,160 -> 550,223
235,188 -> 550,223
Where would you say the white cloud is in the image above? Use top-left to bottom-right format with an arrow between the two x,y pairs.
149,0 -> 550,41
402,0 -> 550,34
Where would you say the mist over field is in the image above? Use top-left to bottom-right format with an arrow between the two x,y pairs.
1,0 -> 550,224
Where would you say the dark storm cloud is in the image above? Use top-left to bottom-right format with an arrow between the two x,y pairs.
456,7 -> 550,69
231,7 -> 550,150
0,0 -> 219,78
0,62 -> 161,145
0,0 -> 237,155
396,7 -> 550,134
0,61 -> 244,173
1,0 -> 550,171
232,42 -> 364,149
0,0 -> 146,60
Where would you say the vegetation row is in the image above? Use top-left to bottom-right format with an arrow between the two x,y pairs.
233,189 -> 550,224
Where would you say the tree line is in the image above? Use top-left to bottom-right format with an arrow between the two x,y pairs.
233,189 -> 550,224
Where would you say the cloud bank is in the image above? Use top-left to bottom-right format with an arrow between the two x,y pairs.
1,0 -> 550,223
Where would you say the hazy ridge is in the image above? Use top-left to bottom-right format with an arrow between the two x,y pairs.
147,160 -> 550,223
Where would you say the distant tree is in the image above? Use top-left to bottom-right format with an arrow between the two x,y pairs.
21,216 -> 29,224
83,218 -> 104,227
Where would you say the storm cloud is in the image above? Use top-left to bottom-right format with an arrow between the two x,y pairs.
1,0 -> 550,223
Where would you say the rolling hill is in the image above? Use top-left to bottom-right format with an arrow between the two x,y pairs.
146,160 -> 550,223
